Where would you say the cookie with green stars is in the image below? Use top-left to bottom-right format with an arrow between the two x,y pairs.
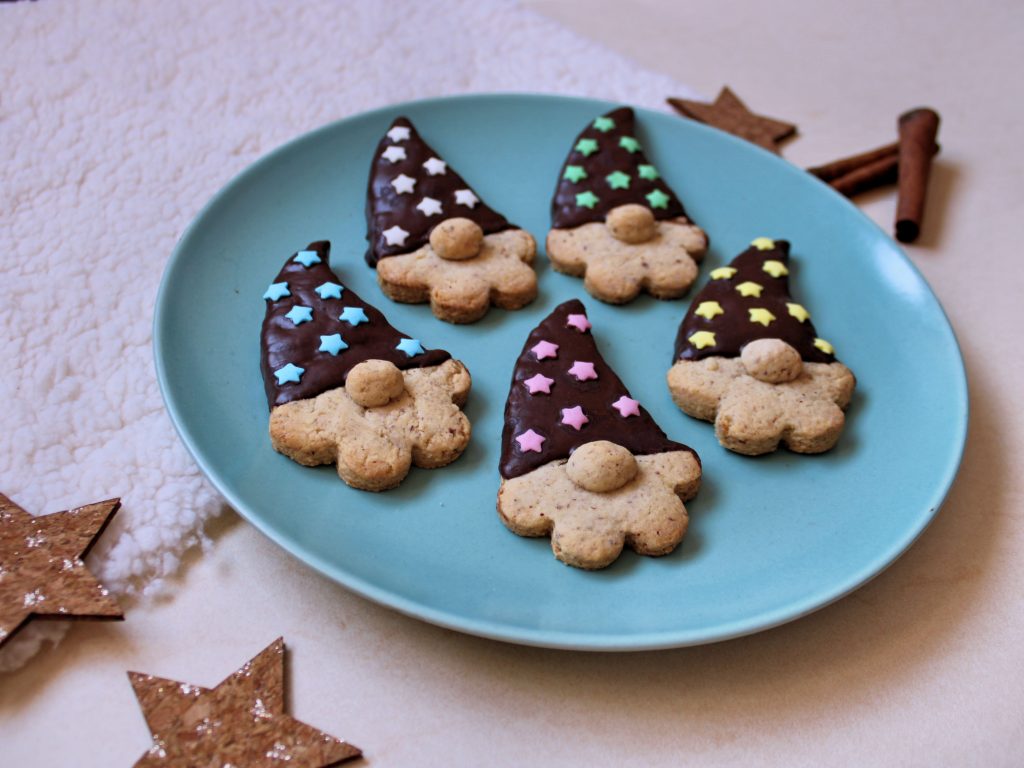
547,106 -> 708,304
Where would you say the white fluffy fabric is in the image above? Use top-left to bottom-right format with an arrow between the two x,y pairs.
0,0 -> 695,670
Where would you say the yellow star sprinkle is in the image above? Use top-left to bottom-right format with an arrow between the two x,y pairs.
814,338 -> 835,355
787,302 -> 810,322
688,330 -> 717,350
694,301 -> 724,320
710,267 -> 737,280
748,308 -> 776,327
751,237 -> 776,250
736,281 -> 763,297
762,259 -> 789,278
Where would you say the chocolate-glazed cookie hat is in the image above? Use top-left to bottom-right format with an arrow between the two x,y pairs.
500,299 -> 696,479
261,240 -> 450,408
673,238 -> 837,363
365,117 -> 514,267
551,106 -> 695,230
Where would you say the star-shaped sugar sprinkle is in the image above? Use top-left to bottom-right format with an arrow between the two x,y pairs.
293,250 -> 321,268
688,330 -> 716,350
568,361 -> 598,381
128,638 -> 362,768
274,363 -> 304,385
314,282 -> 343,300
396,338 -> 425,357
387,125 -> 411,142
575,191 -> 600,209
416,197 -> 443,216
575,138 -> 599,157
531,340 -> 559,360
606,171 -> 631,190
736,281 -> 764,297
565,313 -> 591,333
748,308 -> 776,327
637,164 -> 659,181
339,307 -> 369,326
612,396 -> 641,418
382,145 -> 407,164
423,157 -> 447,175
454,189 -> 479,208
645,189 -> 671,209
263,282 -> 290,301
0,494 -> 122,648
814,338 -> 835,355
618,136 -> 641,153
560,406 -> 589,431
751,237 -> 776,250
694,301 -> 724,320
318,334 -> 347,356
787,302 -> 810,323
391,174 -> 416,194
762,259 -> 789,278
563,165 -> 588,183
515,429 -> 545,453
284,306 -> 313,325
382,225 -> 409,246
593,116 -> 616,132
668,87 -> 797,154
523,373 -> 554,395
710,266 -> 737,280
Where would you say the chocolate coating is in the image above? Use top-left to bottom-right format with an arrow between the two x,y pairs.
260,241 -> 450,409
500,299 -> 695,479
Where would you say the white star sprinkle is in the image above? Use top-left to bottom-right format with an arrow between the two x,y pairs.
382,146 -> 407,164
423,157 -> 447,175
454,189 -> 479,208
382,225 -> 409,246
416,197 -> 443,216
386,125 -> 411,142
391,173 -> 416,194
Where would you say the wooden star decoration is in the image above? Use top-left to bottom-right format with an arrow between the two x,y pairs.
0,492 -> 122,647
128,638 -> 363,767
667,86 -> 797,153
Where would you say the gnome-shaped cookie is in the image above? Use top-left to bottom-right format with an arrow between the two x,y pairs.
667,238 -> 856,455
261,241 -> 472,491
365,117 -> 537,324
497,300 -> 702,570
547,107 -> 708,304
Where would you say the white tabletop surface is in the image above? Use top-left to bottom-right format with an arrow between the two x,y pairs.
4,1 -> 1023,765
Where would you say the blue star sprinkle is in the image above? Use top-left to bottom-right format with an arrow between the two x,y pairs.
263,282 -> 290,301
315,282 -> 344,300
293,250 -> 321,267
284,306 -> 313,325
318,334 -> 348,356
339,306 -> 369,326
395,338 -> 425,357
273,363 -> 304,385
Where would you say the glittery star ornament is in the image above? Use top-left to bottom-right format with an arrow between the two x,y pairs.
0,493 -> 122,648
128,638 -> 361,768
667,87 -> 797,154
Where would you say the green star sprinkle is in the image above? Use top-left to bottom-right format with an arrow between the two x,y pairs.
563,165 -> 588,183
575,138 -> 599,157
605,171 -> 631,190
645,189 -> 671,209
618,136 -> 641,153
575,190 -> 600,209
638,164 -> 659,181
592,116 -> 616,132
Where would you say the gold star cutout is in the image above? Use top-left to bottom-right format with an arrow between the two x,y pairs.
751,237 -> 776,250
667,87 -> 797,154
688,330 -> 717,349
0,493 -> 122,647
762,259 -> 789,278
814,338 -> 835,355
748,308 -> 776,327
710,267 -> 737,280
736,281 -> 764,297
694,301 -> 724,320
129,638 -> 362,768
787,303 -> 810,322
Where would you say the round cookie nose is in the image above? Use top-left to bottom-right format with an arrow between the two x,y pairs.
740,338 -> 803,383
566,440 -> 639,493
345,360 -> 406,407
429,217 -> 484,260
606,204 -> 656,244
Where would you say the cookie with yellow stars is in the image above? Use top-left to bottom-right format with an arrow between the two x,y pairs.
667,238 -> 856,455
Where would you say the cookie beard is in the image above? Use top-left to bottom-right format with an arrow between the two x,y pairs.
269,359 -> 472,492
667,356 -> 856,455
546,218 -> 707,304
497,449 -> 701,570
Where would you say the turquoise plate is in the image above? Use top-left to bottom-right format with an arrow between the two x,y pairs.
154,94 -> 967,651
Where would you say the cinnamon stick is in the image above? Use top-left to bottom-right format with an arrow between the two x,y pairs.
829,154 -> 899,197
808,142 -> 899,182
895,107 -> 941,243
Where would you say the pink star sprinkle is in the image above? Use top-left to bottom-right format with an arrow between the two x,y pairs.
567,361 -> 598,381
560,406 -> 589,431
515,429 -> 545,453
612,395 -> 641,417
523,373 -> 554,394
565,313 -> 592,333
531,340 -> 559,360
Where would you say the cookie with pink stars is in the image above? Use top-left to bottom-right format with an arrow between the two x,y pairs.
498,299 -> 702,570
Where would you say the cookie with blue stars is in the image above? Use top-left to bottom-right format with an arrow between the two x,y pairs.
547,106 -> 708,304
261,241 -> 472,491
